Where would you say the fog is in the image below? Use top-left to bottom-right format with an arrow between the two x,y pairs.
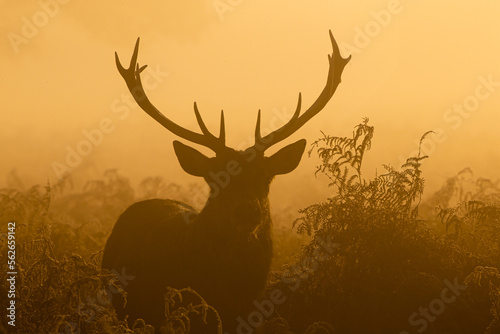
2,0 -> 500,213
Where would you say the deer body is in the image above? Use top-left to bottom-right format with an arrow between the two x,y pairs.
102,32 -> 349,332
102,197 -> 272,330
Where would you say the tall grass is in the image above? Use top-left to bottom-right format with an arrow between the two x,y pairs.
1,121 -> 499,333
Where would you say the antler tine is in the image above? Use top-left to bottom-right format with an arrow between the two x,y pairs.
193,102 -> 213,137
116,38 -> 226,153
255,110 -> 262,143
115,38 -> 147,79
253,95 -> 300,148
254,30 -> 350,152
193,102 -> 226,147
291,93 -> 302,121
219,110 -> 226,145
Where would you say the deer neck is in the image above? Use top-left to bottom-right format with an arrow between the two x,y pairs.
194,195 -> 273,247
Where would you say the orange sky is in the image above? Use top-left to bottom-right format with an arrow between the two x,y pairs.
1,0 -> 500,211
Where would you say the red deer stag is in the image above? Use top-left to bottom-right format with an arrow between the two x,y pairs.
102,31 -> 350,332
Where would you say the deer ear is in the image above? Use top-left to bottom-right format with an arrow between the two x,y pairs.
173,141 -> 211,177
267,139 -> 306,176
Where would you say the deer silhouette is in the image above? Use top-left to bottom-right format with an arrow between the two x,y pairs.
102,31 -> 350,332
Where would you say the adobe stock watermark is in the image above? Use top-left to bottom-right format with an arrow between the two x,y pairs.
51,65 -> 169,180
227,236 -> 340,334
397,74 -> 500,167
213,0 -> 243,21
7,0 -> 73,54
399,277 -> 467,334
340,0 -> 407,56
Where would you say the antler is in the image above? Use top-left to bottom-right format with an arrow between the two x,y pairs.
115,38 -> 226,152
254,30 -> 351,152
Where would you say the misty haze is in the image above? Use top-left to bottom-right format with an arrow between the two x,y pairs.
1,1 -> 500,333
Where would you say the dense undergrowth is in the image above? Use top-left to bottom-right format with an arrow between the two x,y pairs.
1,121 -> 499,333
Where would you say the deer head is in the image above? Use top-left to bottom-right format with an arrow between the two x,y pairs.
114,31 -> 350,233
